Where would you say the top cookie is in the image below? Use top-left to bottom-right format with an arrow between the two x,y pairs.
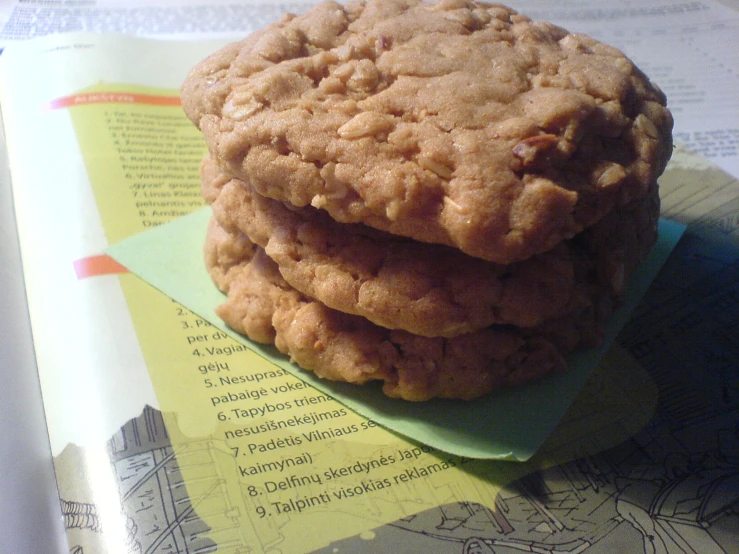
182,0 -> 672,264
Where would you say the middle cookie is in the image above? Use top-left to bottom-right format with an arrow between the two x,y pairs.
202,157 -> 655,339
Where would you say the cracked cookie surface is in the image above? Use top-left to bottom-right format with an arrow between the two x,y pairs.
183,0 -> 672,264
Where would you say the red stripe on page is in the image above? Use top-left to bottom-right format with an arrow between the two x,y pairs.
45,93 -> 181,110
74,255 -> 129,279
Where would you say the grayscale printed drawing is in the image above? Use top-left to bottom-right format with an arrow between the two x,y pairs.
55,406 -> 217,554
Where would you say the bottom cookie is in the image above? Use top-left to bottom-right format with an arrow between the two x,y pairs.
204,217 -> 617,402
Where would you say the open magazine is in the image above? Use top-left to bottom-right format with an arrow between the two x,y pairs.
1,3 -> 738,554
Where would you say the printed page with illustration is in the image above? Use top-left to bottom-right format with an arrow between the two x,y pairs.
0,1 -> 738,552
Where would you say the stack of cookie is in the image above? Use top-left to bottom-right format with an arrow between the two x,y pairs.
181,0 -> 672,401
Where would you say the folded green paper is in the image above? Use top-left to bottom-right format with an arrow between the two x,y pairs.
107,208 -> 684,461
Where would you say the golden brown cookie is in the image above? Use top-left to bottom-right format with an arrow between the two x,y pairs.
183,0 -> 672,264
204,220 -> 574,401
203,157 -> 574,337
202,207 -> 659,401
202,156 -> 658,338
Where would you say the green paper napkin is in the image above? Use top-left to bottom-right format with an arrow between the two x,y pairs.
107,208 -> 684,460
